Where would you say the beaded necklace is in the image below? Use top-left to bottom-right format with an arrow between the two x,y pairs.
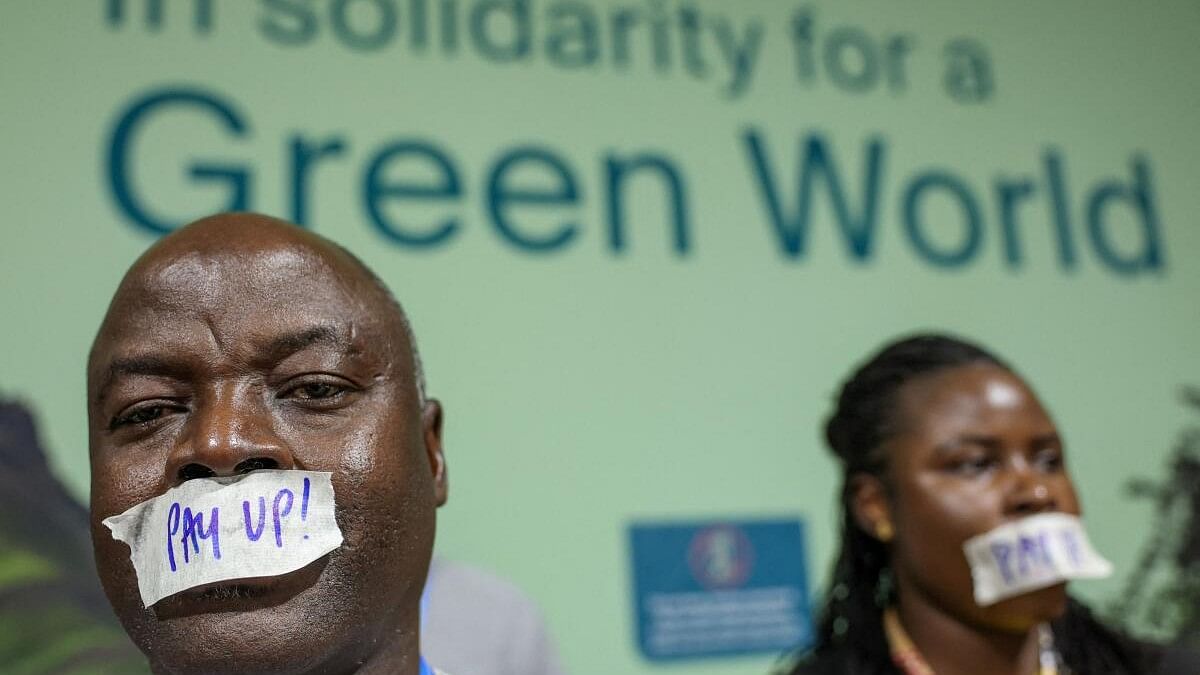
882,607 -> 1062,675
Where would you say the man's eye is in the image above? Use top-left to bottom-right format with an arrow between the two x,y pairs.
112,405 -> 168,429
287,382 -> 346,400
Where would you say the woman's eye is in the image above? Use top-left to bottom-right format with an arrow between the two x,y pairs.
948,455 -> 995,476
1034,448 -> 1064,471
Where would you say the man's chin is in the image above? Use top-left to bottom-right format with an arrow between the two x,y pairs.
151,557 -> 327,620
140,605 -> 337,675
129,560 -> 346,674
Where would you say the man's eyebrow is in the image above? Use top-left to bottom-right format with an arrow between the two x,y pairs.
93,326 -> 350,403
95,355 -> 190,404
261,325 -> 348,362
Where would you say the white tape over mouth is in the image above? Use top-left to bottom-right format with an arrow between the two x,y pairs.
103,470 -> 343,607
962,512 -> 1112,607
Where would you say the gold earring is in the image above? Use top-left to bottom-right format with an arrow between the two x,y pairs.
875,522 -> 894,542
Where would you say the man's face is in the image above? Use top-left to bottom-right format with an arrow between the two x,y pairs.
88,229 -> 444,674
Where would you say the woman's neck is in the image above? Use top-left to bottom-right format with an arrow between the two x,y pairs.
895,590 -> 1041,675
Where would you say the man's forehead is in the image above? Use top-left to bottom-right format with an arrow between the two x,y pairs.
108,244 -> 357,331
124,213 -> 366,289
90,219 -> 404,375
141,245 -> 312,285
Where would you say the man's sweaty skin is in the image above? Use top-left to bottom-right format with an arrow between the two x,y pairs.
88,213 -> 447,675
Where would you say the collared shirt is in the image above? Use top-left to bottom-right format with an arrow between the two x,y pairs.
421,656 -> 451,675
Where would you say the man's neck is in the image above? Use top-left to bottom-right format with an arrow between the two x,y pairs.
896,589 -> 1039,675
315,618 -> 424,675
355,650 -> 424,675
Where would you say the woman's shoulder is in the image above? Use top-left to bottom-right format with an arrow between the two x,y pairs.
1154,644 -> 1200,675
783,651 -> 844,675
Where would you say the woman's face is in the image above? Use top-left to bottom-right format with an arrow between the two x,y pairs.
883,363 -> 1081,632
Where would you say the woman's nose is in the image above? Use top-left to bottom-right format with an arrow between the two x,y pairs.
165,386 -> 295,483
1003,457 -> 1057,516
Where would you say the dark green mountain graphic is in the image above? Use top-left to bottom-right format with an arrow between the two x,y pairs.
0,398 -> 146,674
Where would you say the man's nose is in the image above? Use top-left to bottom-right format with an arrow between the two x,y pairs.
166,386 -> 295,483
1003,456 -> 1057,517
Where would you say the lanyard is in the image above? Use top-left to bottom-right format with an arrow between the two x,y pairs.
420,579 -> 432,673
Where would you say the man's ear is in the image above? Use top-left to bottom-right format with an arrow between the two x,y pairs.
422,399 -> 448,507
849,473 -> 893,543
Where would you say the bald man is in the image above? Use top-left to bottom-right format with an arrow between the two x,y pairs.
87,213 -> 449,674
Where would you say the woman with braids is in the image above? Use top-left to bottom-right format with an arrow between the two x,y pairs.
784,334 -> 1195,675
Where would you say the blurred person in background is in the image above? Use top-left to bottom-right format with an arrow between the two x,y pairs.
423,556 -> 566,675
783,334 -> 1197,675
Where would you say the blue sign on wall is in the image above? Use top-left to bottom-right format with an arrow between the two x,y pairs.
628,517 -> 813,662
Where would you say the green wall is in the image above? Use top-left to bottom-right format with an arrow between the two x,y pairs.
2,1 -> 1199,673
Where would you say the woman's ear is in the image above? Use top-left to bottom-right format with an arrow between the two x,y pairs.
849,473 -> 893,542
422,399 -> 448,506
